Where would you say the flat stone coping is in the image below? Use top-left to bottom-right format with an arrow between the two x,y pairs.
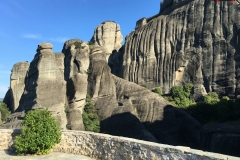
0,151 -> 95,160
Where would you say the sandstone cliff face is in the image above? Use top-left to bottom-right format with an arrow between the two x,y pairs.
15,43 -> 67,129
63,40 -> 90,130
122,0 -> 240,97
91,21 -> 123,59
3,62 -> 29,112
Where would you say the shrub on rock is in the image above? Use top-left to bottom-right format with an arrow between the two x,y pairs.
14,108 -> 61,155
0,102 -> 10,122
153,87 -> 162,95
82,94 -> 100,132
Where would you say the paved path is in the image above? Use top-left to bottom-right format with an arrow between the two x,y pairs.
0,151 -> 95,160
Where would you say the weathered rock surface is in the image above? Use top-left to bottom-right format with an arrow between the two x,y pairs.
63,39 -> 90,80
10,43 -> 67,129
201,123 -> 240,157
112,75 -> 201,148
63,40 -> 90,130
3,62 -> 29,112
91,21 -> 123,55
55,52 -> 65,73
66,74 -> 87,130
121,0 -> 240,98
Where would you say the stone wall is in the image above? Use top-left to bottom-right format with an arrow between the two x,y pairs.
0,129 -> 238,160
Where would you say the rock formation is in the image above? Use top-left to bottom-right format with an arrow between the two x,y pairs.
3,62 -> 29,112
63,39 -> 90,130
8,43 -> 67,129
120,0 -> 240,98
90,21 -> 123,60
3,1 -> 240,156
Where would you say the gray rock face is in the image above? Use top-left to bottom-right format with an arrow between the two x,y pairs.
55,52 -> 65,73
66,73 -> 87,130
63,39 -> 89,80
91,21 -> 123,57
63,40 -> 90,130
112,76 -> 201,148
121,0 -> 240,97
201,123 -> 240,157
4,62 -> 29,112
15,43 -> 67,129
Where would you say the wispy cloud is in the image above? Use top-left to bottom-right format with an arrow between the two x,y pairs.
22,34 -> 68,43
23,34 -> 42,39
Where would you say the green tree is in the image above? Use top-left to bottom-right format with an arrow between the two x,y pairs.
203,92 -> 220,105
0,102 -> 10,122
170,83 -> 194,108
14,108 -> 61,155
82,94 -> 100,132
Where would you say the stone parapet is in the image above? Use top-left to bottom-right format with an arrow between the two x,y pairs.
0,129 -> 239,160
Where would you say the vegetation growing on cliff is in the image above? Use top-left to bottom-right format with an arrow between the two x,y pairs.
0,102 -> 10,122
164,84 -> 240,124
82,94 -> 100,132
184,93 -> 240,124
14,108 -> 61,155
152,87 -> 162,95
162,83 -> 195,108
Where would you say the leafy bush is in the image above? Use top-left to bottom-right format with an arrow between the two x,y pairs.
0,102 -> 10,122
153,87 -> 162,95
184,93 -> 240,124
170,83 -> 195,108
14,109 -> 61,155
163,84 -> 240,124
203,92 -> 220,105
82,94 -> 100,132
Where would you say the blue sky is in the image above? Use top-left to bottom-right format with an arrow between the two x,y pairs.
0,0 -> 161,98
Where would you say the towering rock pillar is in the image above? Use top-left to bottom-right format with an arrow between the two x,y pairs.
4,62 -> 29,112
63,39 -> 90,130
18,42 -> 67,129
91,21 -> 123,60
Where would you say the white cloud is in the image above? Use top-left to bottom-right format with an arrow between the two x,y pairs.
22,34 -> 68,43
23,34 -> 42,39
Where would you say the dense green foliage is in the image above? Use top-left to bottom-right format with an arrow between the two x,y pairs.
169,83 -> 195,108
14,109 -> 61,155
184,93 -> 240,124
152,87 -> 162,95
163,83 -> 240,124
0,102 -> 10,122
82,94 -> 100,132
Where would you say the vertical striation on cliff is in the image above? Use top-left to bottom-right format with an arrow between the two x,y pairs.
122,0 -> 240,97
16,43 -> 67,129
90,21 -> 123,61
3,62 -> 29,112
